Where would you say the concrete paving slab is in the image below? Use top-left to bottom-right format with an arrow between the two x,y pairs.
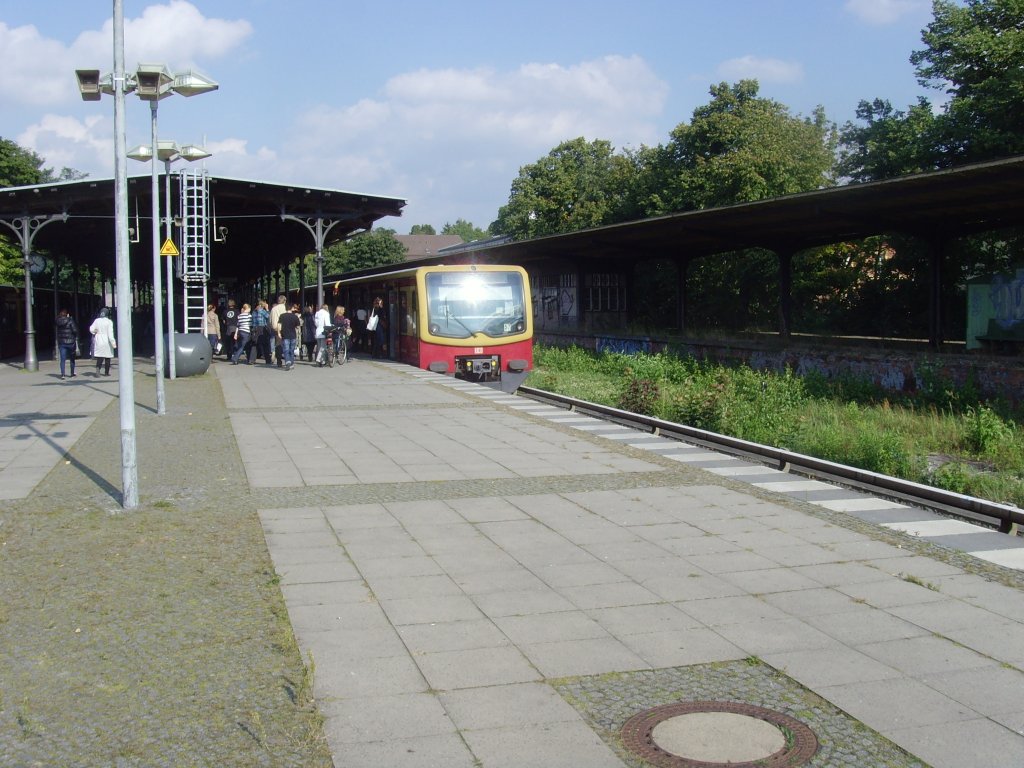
471,587 -> 577,617
585,603 -> 704,636
439,682 -> 582,731
519,636 -> 650,678
461,721 -> 626,768
557,581 -> 663,610
816,496 -> 913,512
275,560 -> 362,585
761,586 -> 874,617
887,718 -> 1024,768
314,653 -> 429,698
618,627 -> 746,667
804,609 -> 933,645
857,634 -> 997,676
971,547 -> 1024,569
324,732 -> 477,768
882,518 -> 990,537
919,665 -> 1024,717
532,561 -> 629,587
493,611 -> 610,645
765,645 -> 903,688
720,565 -> 823,593
885,599 -> 1012,633
416,645 -> 541,690
818,677 -> 977,730
704,464 -> 783,476
940,622 -> 1024,670
713,617 -> 842,654
365,573 -> 463,600
379,594 -> 485,626
396,618 -> 512,654
837,577 -> 951,608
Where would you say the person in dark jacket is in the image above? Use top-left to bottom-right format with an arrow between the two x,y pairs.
55,308 -> 78,380
301,304 -> 316,362
222,299 -> 238,359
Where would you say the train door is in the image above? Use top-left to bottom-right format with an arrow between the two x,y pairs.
396,286 -> 418,365
386,287 -> 399,361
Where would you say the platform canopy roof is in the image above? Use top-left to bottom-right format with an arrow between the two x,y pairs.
0,174 -> 406,286
427,155 -> 1024,267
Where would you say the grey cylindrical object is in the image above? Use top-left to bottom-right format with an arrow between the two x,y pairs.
166,332 -> 211,377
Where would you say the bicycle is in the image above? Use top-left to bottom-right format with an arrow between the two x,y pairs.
334,331 -> 349,366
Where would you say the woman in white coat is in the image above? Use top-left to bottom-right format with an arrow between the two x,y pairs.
89,308 -> 117,376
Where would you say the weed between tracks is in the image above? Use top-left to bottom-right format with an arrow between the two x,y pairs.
528,344 -> 1024,509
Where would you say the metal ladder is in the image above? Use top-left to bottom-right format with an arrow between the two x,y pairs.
179,169 -> 210,334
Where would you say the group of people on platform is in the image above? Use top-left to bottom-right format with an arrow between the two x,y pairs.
54,307 -> 118,380
52,293 -> 389,380
204,294 -> 387,370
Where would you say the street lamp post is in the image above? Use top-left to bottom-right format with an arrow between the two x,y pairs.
75,10 -> 216,503
73,0 -> 138,508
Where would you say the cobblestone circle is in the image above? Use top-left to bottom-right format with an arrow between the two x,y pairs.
551,661 -> 931,768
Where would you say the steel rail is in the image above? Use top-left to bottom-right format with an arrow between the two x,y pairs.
518,385 -> 1023,535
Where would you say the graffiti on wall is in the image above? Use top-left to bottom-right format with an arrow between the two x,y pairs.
990,268 -> 1024,329
597,336 -> 651,355
539,284 -> 576,326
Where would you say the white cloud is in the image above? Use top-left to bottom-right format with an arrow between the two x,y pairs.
716,55 -> 804,85
0,1 -> 250,107
17,114 -> 109,172
844,0 -> 929,25
241,55 -> 670,227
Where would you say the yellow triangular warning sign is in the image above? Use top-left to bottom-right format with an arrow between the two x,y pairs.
160,238 -> 179,257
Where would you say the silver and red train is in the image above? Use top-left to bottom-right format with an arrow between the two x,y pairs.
321,263 -> 533,391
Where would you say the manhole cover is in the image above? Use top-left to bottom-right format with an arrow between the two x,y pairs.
621,700 -> 818,768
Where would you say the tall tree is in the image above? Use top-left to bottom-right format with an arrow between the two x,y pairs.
442,219 -> 489,242
911,0 -> 1024,162
409,224 -> 436,235
837,97 -> 940,181
841,0 -> 1024,180
322,228 -> 407,276
491,137 -> 634,240
646,81 -> 836,214
0,137 -> 48,188
0,137 -> 86,187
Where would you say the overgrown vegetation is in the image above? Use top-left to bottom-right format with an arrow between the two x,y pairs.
528,344 -> 1024,508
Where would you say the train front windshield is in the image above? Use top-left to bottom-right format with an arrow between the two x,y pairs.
425,270 -> 527,339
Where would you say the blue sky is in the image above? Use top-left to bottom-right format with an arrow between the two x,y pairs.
1,0 -> 939,234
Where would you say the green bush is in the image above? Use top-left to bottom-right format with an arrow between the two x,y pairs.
963,405 -> 1013,454
618,377 -> 660,416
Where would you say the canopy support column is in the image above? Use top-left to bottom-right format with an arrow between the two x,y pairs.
777,249 -> 795,339
0,213 -> 67,371
281,214 -> 346,310
674,255 -> 690,334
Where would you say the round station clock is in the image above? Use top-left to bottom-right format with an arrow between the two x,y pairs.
28,253 -> 46,274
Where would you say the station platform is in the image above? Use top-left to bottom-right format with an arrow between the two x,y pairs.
2,354 -> 1023,767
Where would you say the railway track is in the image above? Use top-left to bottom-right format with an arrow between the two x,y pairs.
518,385 -> 1023,537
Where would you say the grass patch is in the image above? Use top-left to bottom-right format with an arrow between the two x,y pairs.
901,573 -> 940,592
